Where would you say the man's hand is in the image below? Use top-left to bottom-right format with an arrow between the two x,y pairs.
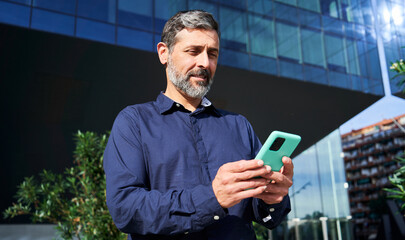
212,159 -> 272,209
254,157 -> 294,204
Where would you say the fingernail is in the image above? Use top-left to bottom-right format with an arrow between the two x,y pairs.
266,165 -> 271,172
257,160 -> 264,166
262,186 -> 267,190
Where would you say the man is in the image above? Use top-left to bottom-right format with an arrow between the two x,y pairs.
104,10 -> 293,239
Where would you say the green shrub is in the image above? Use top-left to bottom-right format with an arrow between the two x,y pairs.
3,131 -> 126,240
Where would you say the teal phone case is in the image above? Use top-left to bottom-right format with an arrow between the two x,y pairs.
255,131 -> 301,171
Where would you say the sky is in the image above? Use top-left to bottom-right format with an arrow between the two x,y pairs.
339,95 -> 405,134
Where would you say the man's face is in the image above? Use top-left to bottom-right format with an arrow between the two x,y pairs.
166,28 -> 219,99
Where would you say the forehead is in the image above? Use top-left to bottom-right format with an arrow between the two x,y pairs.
173,28 -> 219,49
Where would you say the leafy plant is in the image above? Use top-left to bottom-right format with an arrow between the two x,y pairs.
3,131 -> 126,240
390,53 -> 405,93
384,156 -> 405,215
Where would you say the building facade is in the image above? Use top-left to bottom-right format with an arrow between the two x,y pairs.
1,0 -> 404,240
342,114 -> 405,239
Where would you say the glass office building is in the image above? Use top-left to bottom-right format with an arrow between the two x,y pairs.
1,0 -> 404,239
1,0 -> 404,96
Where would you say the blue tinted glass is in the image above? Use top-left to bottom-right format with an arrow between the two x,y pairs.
364,26 -> 376,44
0,1 -> 30,27
356,40 -> 368,77
299,9 -> 321,29
353,23 -> 365,39
347,0 -> 363,24
218,48 -> 249,70
368,80 -> 384,95
31,9 -> 75,36
303,65 -> 328,84
322,15 -> 344,35
274,2 -> 298,23
301,28 -> 325,67
220,6 -> 248,52
7,0 -> 31,4
324,34 -> 346,73
117,0 -> 152,31
33,0 -> 76,14
247,0 -> 273,16
279,59 -> 303,80
297,0 -> 320,13
248,14 -> 276,58
292,146 -> 323,218
77,0 -> 116,23
366,43 -> 381,80
154,0 -> 187,33
76,18 -> 115,44
345,39 -> 360,75
361,0 -> 374,26
188,1 -> 218,21
275,0 -> 296,6
250,55 -> 277,75
218,0 -> 246,10
328,70 -> 350,89
350,75 -> 363,91
276,22 -> 301,63
321,0 -> 339,18
117,27 -> 153,51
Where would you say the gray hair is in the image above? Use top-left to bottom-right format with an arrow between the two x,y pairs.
161,10 -> 220,52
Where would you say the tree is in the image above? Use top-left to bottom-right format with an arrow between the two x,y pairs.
3,131 -> 126,239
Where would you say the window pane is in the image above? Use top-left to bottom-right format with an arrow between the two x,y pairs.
250,55 -> 277,75
117,27 -> 153,51
220,6 -> 248,52
247,0 -> 273,16
303,65 -> 328,84
31,9 -> 75,36
345,39 -> 360,75
361,0 -> 374,26
0,1 -> 30,27
76,18 -> 115,44
218,48 -> 249,70
276,22 -> 301,63
154,0 -> 187,33
347,0 -> 363,24
118,0 -> 152,31
324,34 -> 346,73
299,8 -> 321,29
301,28 -> 325,67
350,75 -> 363,91
321,0 -> 339,18
297,0 -> 320,13
77,0 -> 116,23
33,0 -> 76,14
188,0 -> 218,21
218,0 -> 246,10
248,14 -> 276,58
274,2 -> 298,23
366,43 -> 381,80
275,0 -> 296,6
328,70 -> 350,89
7,0 -> 31,5
322,15 -> 344,35
356,40 -> 368,77
279,59 -> 303,80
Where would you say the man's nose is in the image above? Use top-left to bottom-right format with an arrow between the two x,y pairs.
196,51 -> 210,69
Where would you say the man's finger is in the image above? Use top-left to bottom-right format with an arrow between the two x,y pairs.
281,157 -> 294,178
227,159 -> 266,173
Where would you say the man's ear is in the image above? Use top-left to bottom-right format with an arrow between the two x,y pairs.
157,42 -> 169,65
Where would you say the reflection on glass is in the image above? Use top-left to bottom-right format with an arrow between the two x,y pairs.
299,8 -> 321,29
276,22 -> 301,63
218,48 -> 249,70
31,8 -> 75,36
324,34 -> 347,73
303,65 -> 328,85
118,0 -> 152,31
248,14 -> 276,58
274,2 -> 298,23
297,0 -> 320,13
154,0 -> 187,33
76,18 -> 115,44
250,54 -> 278,75
247,0 -> 273,16
345,39 -> 360,75
0,1 -> 30,27
117,27 -> 153,51
301,28 -> 326,68
77,0 -> 116,23
188,0 -> 218,21
220,6 -> 248,52
33,0 -> 76,14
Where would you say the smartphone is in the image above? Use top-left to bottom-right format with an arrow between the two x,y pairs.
255,131 -> 301,172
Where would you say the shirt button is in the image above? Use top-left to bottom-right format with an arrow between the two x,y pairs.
176,103 -> 180,107
269,208 -> 275,212
184,232 -> 189,235
213,215 -> 220,220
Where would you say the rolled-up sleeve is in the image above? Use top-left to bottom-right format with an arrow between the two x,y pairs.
103,110 -> 227,235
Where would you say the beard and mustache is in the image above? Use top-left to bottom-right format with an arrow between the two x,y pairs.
167,56 -> 214,99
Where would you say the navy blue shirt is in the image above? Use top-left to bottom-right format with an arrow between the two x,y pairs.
104,93 -> 290,239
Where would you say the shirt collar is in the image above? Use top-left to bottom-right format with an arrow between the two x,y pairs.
156,92 -> 222,116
